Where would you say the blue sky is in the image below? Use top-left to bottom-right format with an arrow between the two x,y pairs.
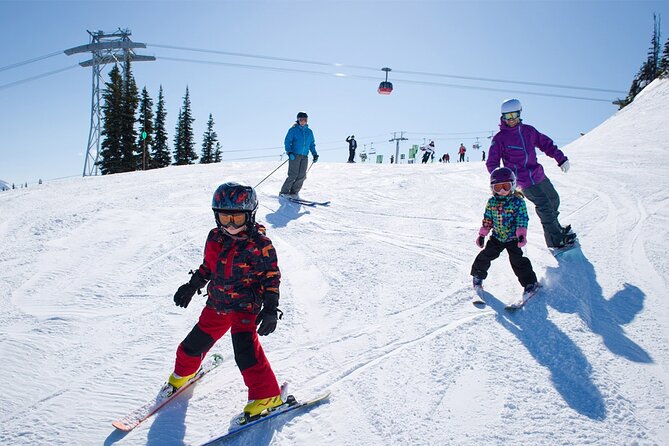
1,0 -> 667,184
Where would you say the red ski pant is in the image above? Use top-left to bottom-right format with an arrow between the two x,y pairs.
174,306 -> 280,400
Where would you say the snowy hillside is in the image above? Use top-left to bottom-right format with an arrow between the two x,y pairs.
1,79 -> 668,446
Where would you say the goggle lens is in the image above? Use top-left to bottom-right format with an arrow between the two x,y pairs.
502,111 -> 520,121
217,212 -> 247,228
493,182 -> 513,193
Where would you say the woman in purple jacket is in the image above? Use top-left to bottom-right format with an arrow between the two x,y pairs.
486,99 -> 576,249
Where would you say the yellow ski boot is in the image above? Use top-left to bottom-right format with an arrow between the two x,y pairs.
243,394 -> 284,419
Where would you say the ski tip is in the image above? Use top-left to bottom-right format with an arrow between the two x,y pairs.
112,421 -> 133,432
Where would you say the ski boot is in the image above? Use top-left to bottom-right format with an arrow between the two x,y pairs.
159,370 -> 198,398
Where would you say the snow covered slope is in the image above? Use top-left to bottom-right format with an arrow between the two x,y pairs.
0,79 -> 668,445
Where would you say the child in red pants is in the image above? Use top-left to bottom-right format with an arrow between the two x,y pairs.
166,182 -> 283,419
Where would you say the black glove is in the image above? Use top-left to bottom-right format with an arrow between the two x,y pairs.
312,154 -> 319,163
173,270 -> 208,308
174,283 -> 196,308
256,296 -> 283,336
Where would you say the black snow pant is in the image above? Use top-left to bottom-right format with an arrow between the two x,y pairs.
280,154 -> 309,195
348,149 -> 356,162
522,177 -> 564,248
471,237 -> 537,287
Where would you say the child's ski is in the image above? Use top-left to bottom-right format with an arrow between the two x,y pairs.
505,284 -> 542,310
112,353 -> 224,432
472,285 -> 485,306
200,391 -> 331,445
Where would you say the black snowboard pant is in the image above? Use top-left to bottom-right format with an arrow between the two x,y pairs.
348,148 -> 356,162
471,237 -> 537,287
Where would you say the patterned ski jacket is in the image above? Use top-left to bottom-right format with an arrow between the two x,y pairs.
285,123 -> 317,158
481,194 -> 530,243
196,223 -> 280,314
486,119 -> 568,189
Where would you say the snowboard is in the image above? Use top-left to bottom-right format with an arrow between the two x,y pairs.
200,390 -> 331,445
112,353 -> 224,432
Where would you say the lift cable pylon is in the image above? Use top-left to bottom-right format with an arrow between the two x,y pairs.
65,29 -> 155,176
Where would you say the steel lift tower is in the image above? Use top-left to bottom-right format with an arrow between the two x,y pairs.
65,29 -> 155,176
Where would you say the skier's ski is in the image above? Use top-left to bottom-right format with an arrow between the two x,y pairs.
505,284 -> 541,310
200,391 -> 331,445
286,197 -> 331,207
112,353 -> 225,432
472,285 -> 485,306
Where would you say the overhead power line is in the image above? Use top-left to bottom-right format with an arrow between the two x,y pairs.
0,65 -> 79,90
149,42 -> 625,94
0,50 -> 63,73
157,55 -> 615,102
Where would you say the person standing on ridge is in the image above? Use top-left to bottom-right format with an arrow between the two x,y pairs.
458,143 -> 467,162
346,135 -> 357,163
486,98 -> 575,249
280,112 -> 318,199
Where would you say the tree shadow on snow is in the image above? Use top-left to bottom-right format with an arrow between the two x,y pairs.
544,246 -> 651,364
482,291 -> 607,420
263,200 -> 310,229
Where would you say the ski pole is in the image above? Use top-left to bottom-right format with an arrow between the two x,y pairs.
255,159 -> 289,188
306,161 -> 315,174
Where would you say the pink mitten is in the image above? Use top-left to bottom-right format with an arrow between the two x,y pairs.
516,227 -> 528,248
476,226 -> 491,248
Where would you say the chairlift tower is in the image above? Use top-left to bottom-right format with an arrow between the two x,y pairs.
65,29 -> 155,176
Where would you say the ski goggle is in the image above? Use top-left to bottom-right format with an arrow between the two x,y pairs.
216,211 -> 247,228
492,182 -> 513,193
502,111 -> 520,121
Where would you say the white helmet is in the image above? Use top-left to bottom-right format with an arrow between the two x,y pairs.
501,98 -> 522,114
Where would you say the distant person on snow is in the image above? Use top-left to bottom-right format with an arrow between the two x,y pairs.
486,98 -> 575,249
471,167 -> 539,296
280,111 -> 319,199
167,183 -> 285,421
346,135 -> 357,163
482,150 -> 486,162
422,141 -> 435,164
458,144 -> 467,162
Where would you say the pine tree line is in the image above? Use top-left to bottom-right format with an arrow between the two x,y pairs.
621,13 -> 669,108
97,61 -> 222,174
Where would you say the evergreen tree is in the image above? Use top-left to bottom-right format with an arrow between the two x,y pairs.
173,108 -> 184,164
624,14 -> 662,107
99,65 -> 124,175
151,86 -> 171,168
213,142 -> 222,163
200,114 -> 218,164
173,87 -> 197,165
137,87 -> 154,170
659,37 -> 669,76
119,58 -> 140,172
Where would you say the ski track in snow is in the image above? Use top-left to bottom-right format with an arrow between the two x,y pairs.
1,80 -> 669,446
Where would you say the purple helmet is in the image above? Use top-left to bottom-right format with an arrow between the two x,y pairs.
490,167 -> 516,193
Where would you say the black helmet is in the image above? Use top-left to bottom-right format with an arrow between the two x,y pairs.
211,182 -> 258,230
296,111 -> 308,119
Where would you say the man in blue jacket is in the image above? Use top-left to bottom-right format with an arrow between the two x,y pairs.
280,111 -> 319,198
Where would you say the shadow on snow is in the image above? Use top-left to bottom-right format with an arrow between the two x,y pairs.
481,246 -> 651,421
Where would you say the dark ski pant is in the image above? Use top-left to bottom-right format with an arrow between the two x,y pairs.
522,177 -> 564,248
174,306 -> 280,400
348,149 -> 356,162
471,237 -> 537,287
280,154 -> 309,195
